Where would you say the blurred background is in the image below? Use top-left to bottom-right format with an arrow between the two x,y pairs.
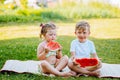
0,0 -> 120,23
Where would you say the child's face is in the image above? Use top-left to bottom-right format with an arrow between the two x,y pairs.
75,28 -> 90,42
44,29 -> 57,42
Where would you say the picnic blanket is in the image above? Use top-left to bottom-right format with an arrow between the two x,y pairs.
0,60 -> 120,78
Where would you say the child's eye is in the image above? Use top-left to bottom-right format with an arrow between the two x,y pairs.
49,34 -> 53,36
49,34 -> 56,36
83,32 -> 86,34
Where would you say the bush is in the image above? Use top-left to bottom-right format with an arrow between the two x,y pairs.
0,1 -> 120,23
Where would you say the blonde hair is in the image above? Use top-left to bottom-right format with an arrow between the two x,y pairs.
40,23 -> 56,38
75,21 -> 90,32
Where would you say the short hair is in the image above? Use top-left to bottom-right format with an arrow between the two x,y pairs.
75,21 -> 90,32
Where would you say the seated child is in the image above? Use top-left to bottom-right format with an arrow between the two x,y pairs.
68,21 -> 102,77
37,23 -> 75,77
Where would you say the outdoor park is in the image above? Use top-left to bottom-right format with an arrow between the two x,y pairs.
0,0 -> 120,80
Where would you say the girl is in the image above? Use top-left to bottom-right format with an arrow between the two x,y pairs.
37,23 -> 75,77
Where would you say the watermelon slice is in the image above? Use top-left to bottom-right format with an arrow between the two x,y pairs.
47,41 -> 61,51
74,58 -> 98,68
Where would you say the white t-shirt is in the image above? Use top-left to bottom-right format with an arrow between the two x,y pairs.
70,39 -> 96,58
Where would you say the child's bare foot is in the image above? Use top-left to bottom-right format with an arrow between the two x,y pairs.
93,70 -> 100,76
76,73 -> 84,77
61,72 -> 75,77
69,71 -> 77,76
49,74 -> 55,77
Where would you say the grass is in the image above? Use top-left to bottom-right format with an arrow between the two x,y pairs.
0,19 -> 120,80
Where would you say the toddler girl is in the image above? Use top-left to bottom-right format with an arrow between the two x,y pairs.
37,23 -> 75,77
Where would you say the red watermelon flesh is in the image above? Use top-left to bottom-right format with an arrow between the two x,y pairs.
74,58 -> 98,68
47,41 -> 60,50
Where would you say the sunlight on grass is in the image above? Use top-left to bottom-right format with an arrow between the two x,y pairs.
89,19 -> 120,39
0,19 -> 120,40
0,26 -> 40,40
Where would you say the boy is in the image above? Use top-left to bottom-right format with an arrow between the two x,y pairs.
68,21 -> 102,77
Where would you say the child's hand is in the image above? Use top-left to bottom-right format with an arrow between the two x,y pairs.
98,58 -> 102,61
57,46 -> 62,52
73,59 -> 78,65
56,46 -> 62,54
97,58 -> 102,63
44,45 -> 50,54
71,56 -> 78,65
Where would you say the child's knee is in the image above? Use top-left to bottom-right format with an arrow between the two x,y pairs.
97,61 -> 102,69
95,61 -> 102,69
63,55 -> 68,59
68,61 -> 74,69
41,61 -> 48,67
62,55 -> 68,61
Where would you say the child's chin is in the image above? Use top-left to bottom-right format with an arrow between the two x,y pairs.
49,39 -> 55,41
79,40 -> 86,43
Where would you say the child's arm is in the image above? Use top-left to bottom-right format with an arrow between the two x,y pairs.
56,47 -> 62,59
70,52 -> 79,65
91,53 -> 99,60
37,45 -> 49,60
91,53 -> 102,68
71,52 -> 75,60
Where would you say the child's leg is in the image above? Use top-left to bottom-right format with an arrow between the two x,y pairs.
86,61 -> 102,76
40,60 -> 74,77
68,61 -> 100,76
55,55 -> 68,71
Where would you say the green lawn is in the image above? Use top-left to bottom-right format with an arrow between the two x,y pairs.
0,19 -> 120,80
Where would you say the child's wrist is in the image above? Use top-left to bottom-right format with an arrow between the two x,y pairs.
45,49 -> 49,53
58,48 -> 62,51
73,61 -> 78,65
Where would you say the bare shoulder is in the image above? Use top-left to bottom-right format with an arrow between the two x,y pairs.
37,41 -> 46,55
37,41 -> 46,49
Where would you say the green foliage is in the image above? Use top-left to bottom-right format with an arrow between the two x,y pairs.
0,14 -> 43,23
20,0 -> 27,8
0,1 -> 120,23
0,0 -> 4,3
0,8 -> 68,23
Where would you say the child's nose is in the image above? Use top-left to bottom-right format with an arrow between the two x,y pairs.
79,33 -> 84,36
52,35 -> 56,39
